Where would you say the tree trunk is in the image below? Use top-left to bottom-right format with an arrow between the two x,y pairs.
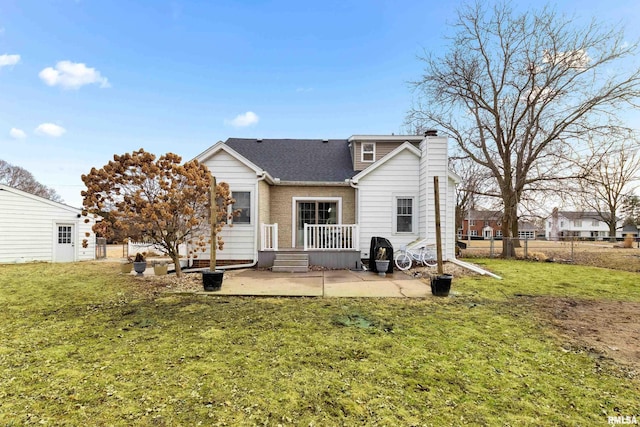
609,222 -> 617,242
171,253 -> 182,277
501,202 -> 517,258
510,220 -> 521,248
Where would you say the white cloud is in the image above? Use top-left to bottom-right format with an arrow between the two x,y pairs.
35,123 -> 66,137
0,54 -> 20,67
226,111 -> 260,127
542,49 -> 590,70
39,60 -> 110,89
9,128 -> 27,139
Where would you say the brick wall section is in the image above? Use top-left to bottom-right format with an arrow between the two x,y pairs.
257,180 -> 270,228
269,185 -> 356,248
191,259 -> 254,268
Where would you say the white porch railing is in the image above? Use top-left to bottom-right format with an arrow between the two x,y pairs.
261,223 -> 279,251
304,224 -> 359,251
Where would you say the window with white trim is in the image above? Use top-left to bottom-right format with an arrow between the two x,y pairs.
574,220 -> 582,227
395,197 -> 414,233
231,191 -> 251,224
592,220 -> 599,226
471,230 -> 478,237
361,142 -> 375,162
518,230 -> 535,239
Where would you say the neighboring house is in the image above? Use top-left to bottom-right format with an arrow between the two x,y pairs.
460,210 -> 502,239
459,209 -> 538,240
0,184 -> 98,263
193,133 -> 460,268
545,210 -> 623,240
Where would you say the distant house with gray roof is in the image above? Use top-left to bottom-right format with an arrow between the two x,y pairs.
194,134 -> 459,269
544,210 -> 623,240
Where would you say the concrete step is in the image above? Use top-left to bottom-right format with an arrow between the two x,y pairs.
272,252 -> 309,273
274,253 -> 309,261
271,265 -> 309,273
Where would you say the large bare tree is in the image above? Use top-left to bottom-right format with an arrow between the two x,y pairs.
578,132 -> 640,240
408,1 -> 640,257
0,159 -> 62,202
449,155 -> 494,235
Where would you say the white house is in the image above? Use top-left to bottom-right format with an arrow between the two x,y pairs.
545,210 -> 623,240
0,184 -> 98,263
193,133 -> 460,269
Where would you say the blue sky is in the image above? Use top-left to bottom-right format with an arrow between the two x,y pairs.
1,0 -> 639,207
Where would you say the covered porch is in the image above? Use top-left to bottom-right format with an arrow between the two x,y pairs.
258,223 -> 362,269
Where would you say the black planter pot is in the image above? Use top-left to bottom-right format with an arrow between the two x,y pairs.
202,270 -> 224,291
431,274 -> 453,296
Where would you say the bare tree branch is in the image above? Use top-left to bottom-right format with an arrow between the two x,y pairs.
407,1 -> 640,256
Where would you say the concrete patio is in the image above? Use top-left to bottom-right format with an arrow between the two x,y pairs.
193,268 -> 432,298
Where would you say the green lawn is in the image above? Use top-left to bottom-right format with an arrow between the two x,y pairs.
0,260 -> 638,426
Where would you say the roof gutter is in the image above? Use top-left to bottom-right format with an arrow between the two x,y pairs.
273,180 -> 351,187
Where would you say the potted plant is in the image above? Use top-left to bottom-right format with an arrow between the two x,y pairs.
120,257 -> 133,274
374,247 -> 390,277
431,273 -> 453,296
202,177 -> 237,291
153,260 -> 168,276
133,253 -> 147,276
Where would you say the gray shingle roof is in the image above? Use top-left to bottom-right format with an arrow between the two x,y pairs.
225,138 -> 355,182
558,211 -> 615,221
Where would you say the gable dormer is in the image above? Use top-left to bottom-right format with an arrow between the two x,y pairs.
348,135 -> 424,171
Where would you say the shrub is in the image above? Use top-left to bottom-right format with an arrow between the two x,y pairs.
528,251 -> 548,262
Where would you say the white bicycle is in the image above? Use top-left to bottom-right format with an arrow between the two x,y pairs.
394,245 -> 437,271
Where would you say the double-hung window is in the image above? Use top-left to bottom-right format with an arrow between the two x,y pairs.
361,142 -> 375,162
395,197 -> 414,233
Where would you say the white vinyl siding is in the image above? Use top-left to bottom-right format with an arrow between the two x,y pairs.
0,186 -> 96,263
357,149 -> 420,255
202,151 -> 257,261
419,137 -> 456,261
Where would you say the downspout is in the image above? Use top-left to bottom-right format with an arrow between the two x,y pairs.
217,171 -> 268,270
349,178 -> 361,258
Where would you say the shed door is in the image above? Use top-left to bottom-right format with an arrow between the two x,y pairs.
55,224 -> 75,262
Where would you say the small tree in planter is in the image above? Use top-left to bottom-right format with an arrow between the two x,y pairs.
202,177 -> 238,291
81,149 -> 235,277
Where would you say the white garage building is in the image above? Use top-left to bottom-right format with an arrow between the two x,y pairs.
0,184 -> 98,263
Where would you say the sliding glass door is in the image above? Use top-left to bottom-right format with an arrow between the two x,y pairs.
296,201 -> 337,247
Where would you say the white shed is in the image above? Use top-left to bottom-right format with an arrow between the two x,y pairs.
0,184 -> 98,263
